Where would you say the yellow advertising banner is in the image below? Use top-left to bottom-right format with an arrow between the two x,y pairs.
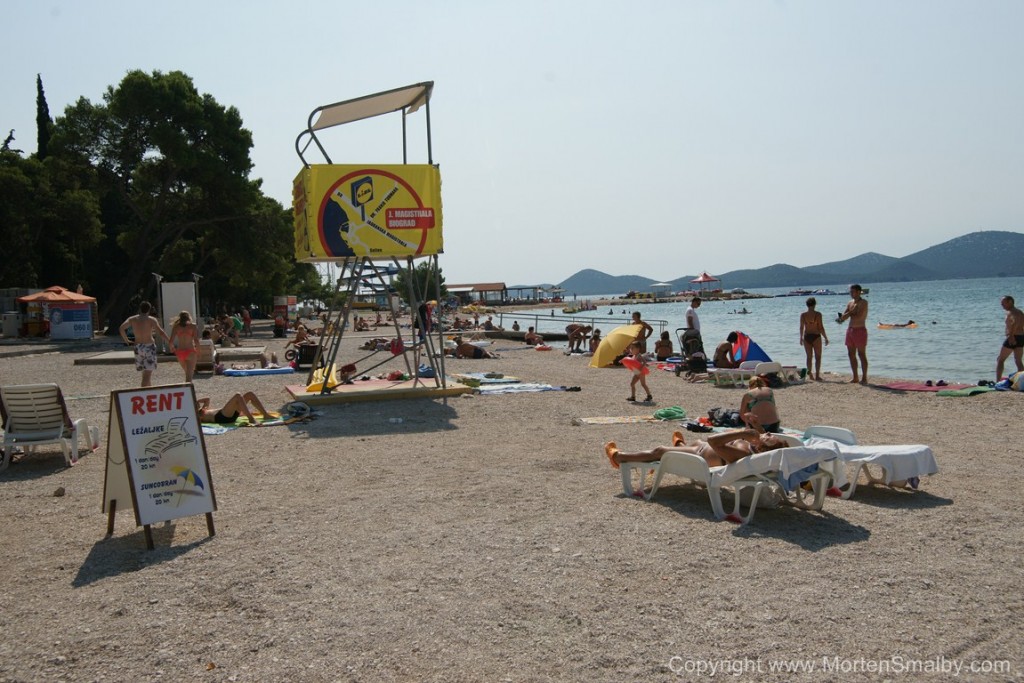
293,164 -> 443,262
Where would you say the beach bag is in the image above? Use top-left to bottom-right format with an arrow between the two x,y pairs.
708,407 -> 742,428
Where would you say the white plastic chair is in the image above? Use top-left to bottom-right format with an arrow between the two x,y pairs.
1,384 -> 99,471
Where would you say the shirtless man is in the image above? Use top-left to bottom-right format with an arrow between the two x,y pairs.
565,324 -> 592,353
119,301 -> 171,387
450,336 -> 499,359
996,295 -> 1024,382
524,326 -> 544,346
837,284 -> 869,384
713,332 -> 739,369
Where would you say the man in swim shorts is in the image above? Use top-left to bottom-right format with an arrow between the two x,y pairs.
837,284 -> 869,384
565,324 -> 592,353
451,336 -> 499,359
119,301 -> 171,387
996,295 -> 1024,382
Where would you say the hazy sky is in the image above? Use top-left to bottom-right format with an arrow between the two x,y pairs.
3,1 -> 1022,286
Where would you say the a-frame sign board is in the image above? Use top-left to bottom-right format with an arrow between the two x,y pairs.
102,384 -> 217,550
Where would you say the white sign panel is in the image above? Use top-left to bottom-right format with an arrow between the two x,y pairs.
103,384 -> 216,527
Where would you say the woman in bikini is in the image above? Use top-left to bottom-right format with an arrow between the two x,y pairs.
799,297 -> 829,380
739,376 -> 781,433
170,311 -> 200,383
604,428 -> 788,469
197,392 -> 272,425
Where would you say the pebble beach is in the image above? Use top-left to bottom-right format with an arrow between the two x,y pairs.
1,323 -> 1021,682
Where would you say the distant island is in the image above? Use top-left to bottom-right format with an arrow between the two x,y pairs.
535,231 -> 1024,296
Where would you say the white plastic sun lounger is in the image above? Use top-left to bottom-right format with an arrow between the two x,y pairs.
622,435 -> 844,524
802,426 -> 938,499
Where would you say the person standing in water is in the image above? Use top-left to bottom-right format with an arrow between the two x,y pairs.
799,297 -> 829,380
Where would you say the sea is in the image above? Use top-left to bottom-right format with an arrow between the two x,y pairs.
503,276 -> 1024,384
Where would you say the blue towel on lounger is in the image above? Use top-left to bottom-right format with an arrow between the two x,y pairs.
779,463 -> 820,493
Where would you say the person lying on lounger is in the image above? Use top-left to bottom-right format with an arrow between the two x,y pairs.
196,392 -> 272,425
604,428 -> 787,469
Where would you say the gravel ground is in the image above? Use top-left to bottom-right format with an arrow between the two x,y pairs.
1,325 -> 1021,682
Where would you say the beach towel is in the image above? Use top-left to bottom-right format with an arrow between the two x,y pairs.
222,367 -> 295,377
879,381 -> 971,392
475,383 -> 565,395
936,386 -> 996,397
453,372 -> 521,385
200,408 -> 316,434
571,415 -> 661,425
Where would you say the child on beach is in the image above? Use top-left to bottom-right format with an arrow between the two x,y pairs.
625,340 -> 652,403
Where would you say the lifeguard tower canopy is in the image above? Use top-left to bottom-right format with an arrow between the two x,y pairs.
293,82 -> 442,263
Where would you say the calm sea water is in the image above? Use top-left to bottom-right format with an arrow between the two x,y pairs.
506,277 -> 1024,384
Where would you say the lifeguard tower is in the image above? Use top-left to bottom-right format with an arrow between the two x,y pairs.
288,82 -> 467,403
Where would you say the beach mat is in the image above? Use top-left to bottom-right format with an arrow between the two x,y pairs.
201,411 -> 288,434
571,415 -> 661,425
880,381 -> 971,392
453,372 -> 521,385
936,386 -> 996,397
476,383 -> 565,395
222,366 -> 294,377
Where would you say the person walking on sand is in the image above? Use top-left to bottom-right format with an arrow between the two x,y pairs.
169,310 -> 200,383
996,295 -> 1024,382
625,340 -> 652,403
837,284 -> 868,384
119,301 -> 171,388
799,297 -> 829,380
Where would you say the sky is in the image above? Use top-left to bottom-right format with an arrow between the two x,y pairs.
3,1 -> 1022,286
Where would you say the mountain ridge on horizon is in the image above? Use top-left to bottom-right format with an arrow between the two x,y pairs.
519,231 -> 1023,295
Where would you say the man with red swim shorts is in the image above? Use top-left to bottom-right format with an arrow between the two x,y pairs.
837,284 -> 869,384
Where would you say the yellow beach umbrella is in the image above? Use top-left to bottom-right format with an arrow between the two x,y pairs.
590,324 -> 643,368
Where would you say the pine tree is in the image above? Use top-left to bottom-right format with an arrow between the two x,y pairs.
35,74 -> 52,160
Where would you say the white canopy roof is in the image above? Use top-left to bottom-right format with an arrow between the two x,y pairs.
309,82 -> 433,132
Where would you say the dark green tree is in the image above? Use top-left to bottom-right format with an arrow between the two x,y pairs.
35,74 -> 52,160
0,149 -> 102,287
51,69 -> 264,327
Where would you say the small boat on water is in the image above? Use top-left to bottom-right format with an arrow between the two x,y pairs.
878,320 -> 916,329
563,301 -> 597,314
